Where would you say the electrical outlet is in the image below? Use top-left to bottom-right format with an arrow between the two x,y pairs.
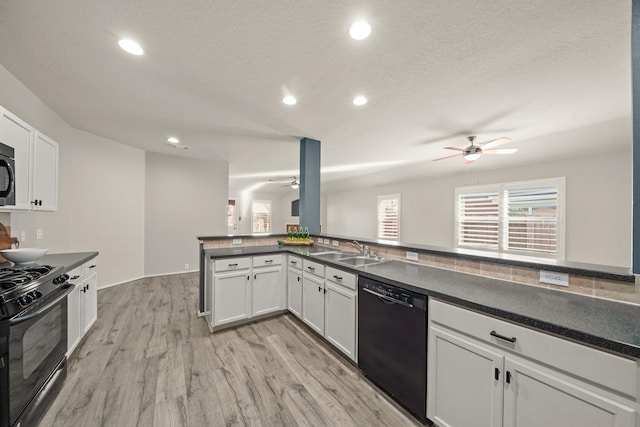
184,263 -> 190,270
332,240 -> 340,247
406,251 -> 419,261
539,270 -> 569,287
232,238 -> 242,245
36,229 -> 43,240
20,231 -> 25,242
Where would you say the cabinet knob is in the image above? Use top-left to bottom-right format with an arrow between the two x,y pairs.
89,265 -> 96,269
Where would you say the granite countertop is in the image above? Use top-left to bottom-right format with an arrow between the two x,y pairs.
39,252 -> 99,272
205,245 -> 640,358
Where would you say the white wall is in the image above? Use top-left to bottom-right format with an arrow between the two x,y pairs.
326,150 -> 632,268
145,152 -> 228,275
0,65 -> 147,287
233,191 -> 285,235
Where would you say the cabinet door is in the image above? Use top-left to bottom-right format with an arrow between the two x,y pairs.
503,358 -> 636,427
31,132 -> 58,211
67,283 -> 82,355
287,269 -> 302,318
427,327 -> 504,427
253,266 -> 282,316
324,282 -> 356,361
82,272 -> 98,334
214,270 -> 251,326
0,108 -> 32,210
302,273 -> 324,335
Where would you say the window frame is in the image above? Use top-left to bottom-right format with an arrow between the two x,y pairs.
377,193 -> 401,241
454,177 -> 565,259
251,199 -> 272,234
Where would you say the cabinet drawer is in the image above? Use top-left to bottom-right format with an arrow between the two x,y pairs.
288,255 -> 302,270
81,258 -> 98,277
430,299 -> 638,398
214,257 -> 251,272
67,266 -> 82,283
302,259 -> 324,278
325,266 -> 356,290
253,254 -> 282,267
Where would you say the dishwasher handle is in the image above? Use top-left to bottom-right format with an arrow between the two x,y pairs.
362,287 -> 414,308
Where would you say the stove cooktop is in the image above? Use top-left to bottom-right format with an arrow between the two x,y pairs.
0,265 -> 55,291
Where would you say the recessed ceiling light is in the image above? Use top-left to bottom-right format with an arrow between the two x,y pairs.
349,21 -> 371,40
353,96 -> 368,106
118,39 -> 144,56
167,137 -> 179,144
282,96 -> 297,105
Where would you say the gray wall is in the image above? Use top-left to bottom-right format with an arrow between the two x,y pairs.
144,152 -> 228,275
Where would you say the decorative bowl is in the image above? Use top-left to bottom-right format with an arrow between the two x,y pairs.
0,248 -> 48,265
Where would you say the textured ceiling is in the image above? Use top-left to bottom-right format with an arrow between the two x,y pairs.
0,0 -> 632,193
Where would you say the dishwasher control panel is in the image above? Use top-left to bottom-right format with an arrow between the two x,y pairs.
359,277 -> 426,309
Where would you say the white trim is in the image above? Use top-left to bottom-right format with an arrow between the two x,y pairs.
97,269 -> 198,290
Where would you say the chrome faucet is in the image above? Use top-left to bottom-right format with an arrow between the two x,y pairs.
347,240 -> 365,255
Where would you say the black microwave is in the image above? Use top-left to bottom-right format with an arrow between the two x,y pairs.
0,142 -> 15,206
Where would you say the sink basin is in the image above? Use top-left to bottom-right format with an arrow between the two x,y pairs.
310,251 -> 353,261
337,256 -> 387,267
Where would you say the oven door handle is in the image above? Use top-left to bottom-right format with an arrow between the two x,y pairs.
10,285 -> 75,326
361,287 -> 414,308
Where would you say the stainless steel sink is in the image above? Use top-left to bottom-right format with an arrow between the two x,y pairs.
337,256 -> 387,267
310,251 -> 353,261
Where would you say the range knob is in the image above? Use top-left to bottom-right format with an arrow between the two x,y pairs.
29,290 -> 43,299
53,274 -> 69,285
18,294 -> 33,306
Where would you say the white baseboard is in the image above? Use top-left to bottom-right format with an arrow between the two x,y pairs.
98,270 -> 198,290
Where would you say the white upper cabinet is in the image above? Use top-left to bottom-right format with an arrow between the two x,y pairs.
0,106 -> 59,211
32,131 -> 58,211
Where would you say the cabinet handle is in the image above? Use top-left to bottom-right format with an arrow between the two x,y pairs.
318,286 -> 322,292
297,277 -> 300,282
247,275 -> 250,281
307,266 -> 315,271
89,265 -> 96,269
333,275 -> 342,280
494,368 -> 500,381
291,261 -> 297,265
490,330 -> 517,343
506,371 -> 512,384
71,275 -> 80,280
264,259 -> 273,263
31,200 -> 42,206
254,274 -> 257,280
229,263 -> 238,267
323,288 -> 327,294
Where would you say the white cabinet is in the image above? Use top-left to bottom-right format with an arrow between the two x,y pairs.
428,299 -> 638,427
0,106 -> 59,211
324,281 -> 356,361
214,269 -> 251,326
31,131 -> 58,211
287,255 -> 303,319
252,266 -> 283,317
67,256 -> 99,356
302,272 -> 325,335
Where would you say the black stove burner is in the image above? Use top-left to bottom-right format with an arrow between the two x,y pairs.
0,265 -> 54,291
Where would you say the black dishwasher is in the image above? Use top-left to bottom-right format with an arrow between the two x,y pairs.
358,276 -> 427,422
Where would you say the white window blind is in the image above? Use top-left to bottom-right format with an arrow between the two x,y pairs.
377,194 -> 400,240
455,178 -> 565,259
251,200 -> 271,233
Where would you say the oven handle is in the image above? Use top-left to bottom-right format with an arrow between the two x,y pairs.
10,285 -> 75,325
361,287 -> 414,308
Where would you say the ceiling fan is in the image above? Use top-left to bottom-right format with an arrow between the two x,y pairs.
269,177 -> 300,189
432,136 -> 517,164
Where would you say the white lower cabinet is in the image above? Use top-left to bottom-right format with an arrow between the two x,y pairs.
67,257 -> 98,356
214,269 -> 251,326
428,299 -> 637,427
287,268 -> 302,318
302,272 -> 325,335
324,281 -> 356,361
252,266 -> 282,317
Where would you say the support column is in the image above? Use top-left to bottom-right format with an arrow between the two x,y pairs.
299,137 -> 321,234
633,0 -> 640,273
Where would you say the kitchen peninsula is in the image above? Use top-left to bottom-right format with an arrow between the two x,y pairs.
199,233 -> 640,426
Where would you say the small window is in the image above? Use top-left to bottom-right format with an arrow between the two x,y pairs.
227,200 -> 236,227
455,178 -> 565,259
251,200 -> 272,233
377,194 -> 401,240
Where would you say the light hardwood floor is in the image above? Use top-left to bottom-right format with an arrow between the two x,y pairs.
39,273 -> 425,427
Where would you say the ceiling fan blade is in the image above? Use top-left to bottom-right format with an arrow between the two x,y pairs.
465,159 -> 476,165
443,146 -> 465,151
432,153 -> 463,162
479,137 -> 512,150
482,148 -> 518,154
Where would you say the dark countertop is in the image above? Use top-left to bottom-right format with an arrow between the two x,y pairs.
40,252 -> 99,272
197,233 -> 634,282
205,246 -> 640,358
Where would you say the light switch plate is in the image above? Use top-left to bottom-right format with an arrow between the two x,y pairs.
406,251 -> 419,261
232,238 -> 242,245
539,270 -> 569,287
36,229 -> 43,240
332,240 -> 340,247
20,231 -> 25,242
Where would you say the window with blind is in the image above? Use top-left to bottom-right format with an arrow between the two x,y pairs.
251,200 -> 272,233
377,194 -> 401,240
455,178 -> 565,259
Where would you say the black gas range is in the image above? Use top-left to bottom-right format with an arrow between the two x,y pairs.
0,264 -> 73,427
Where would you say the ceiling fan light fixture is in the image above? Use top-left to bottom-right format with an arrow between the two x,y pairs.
463,152 -> 482,162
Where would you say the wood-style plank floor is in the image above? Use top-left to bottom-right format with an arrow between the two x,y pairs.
39,273 -> 425,426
